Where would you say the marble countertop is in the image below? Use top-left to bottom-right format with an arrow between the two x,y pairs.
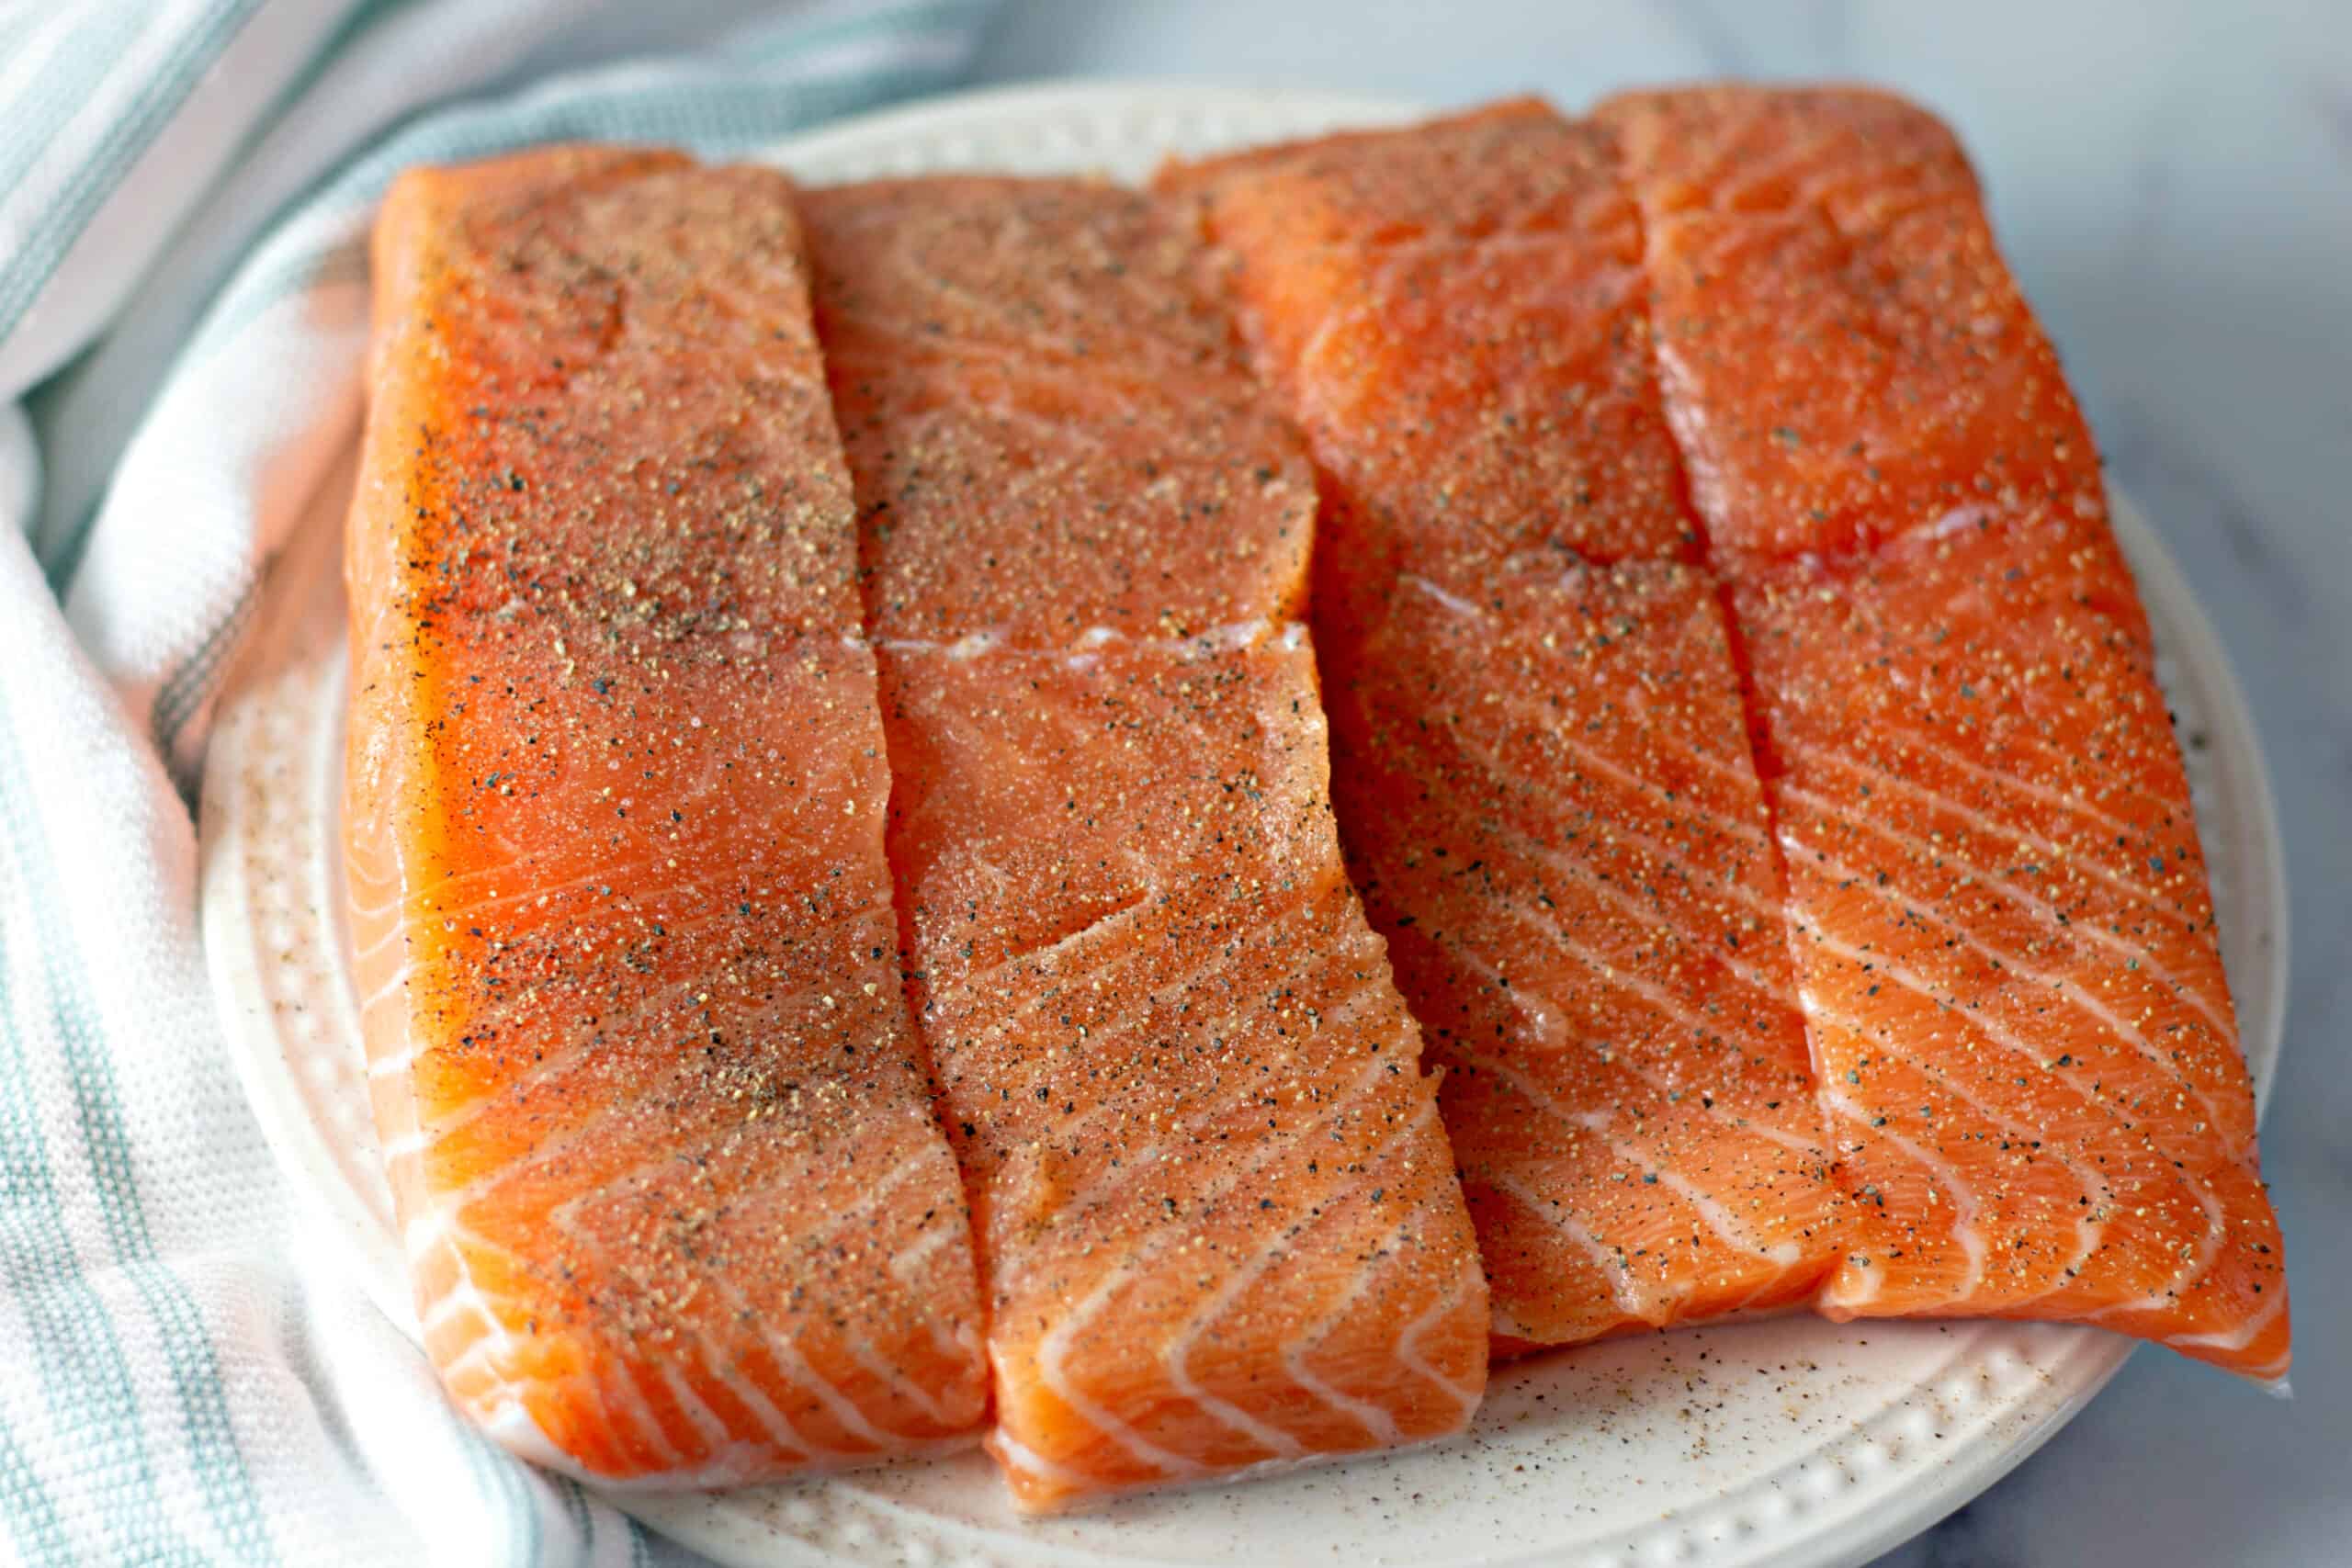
973,4 -> 2351,1563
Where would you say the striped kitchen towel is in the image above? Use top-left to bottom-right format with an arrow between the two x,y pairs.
0,4 -> 997,1563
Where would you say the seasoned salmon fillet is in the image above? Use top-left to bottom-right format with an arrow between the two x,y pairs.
344,147 -> 988,1483
1735,510 -> 2289,1375
1162,105 -> 1840,1351
1331,563 -> 1838,1348
879,633 -> 1488,1510
1161,103 -> 1696,600
1593,85 -> 2105,560
1602,85 -> 2289,1377
807,175 -> 1487,1510
805,177 -> 1317,644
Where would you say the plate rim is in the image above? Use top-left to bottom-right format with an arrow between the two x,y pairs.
193,78 -> 2291,1568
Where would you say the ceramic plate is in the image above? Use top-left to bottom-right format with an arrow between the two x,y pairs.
197,83 -> 2289,1568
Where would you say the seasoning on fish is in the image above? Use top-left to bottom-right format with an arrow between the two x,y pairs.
344,147 -> 989,1483
807,175 -> 1487,1510
1161,105 -> 1841,1350
1602,85 -> 2290,1378
806,177 -> 1316,644
1593,85 -> 2105,560
879,633 -> 1488,1510
1728,514 -> 2289,1378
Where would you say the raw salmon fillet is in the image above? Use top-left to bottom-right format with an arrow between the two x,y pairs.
879,634 -> 1488,1509
1602,85 -> 2289,1376
1329,564 -> 1838,1348
1160,102 -> 1695,601
1592,85 -> 2105,560
1733,515 -> 2290,1376
344,147 -> 988,1482
1162,106 -> 1841,1348
806,176 -> 1488,1509
805,177 -> 1317,644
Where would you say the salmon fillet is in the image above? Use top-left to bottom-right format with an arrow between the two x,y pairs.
879,634 -> 1488,1509
1733,514 -> 2290,1376
805,177 -> 1317,644
344,148 -> 988,1483
1600,85 -> 2289,1377
1162,107 -> 1841,1350
1592,85 -> 2104,560
1160,103 -> 1696,599
806,176 -> 1488,1510
1331,563 -> 1838,1348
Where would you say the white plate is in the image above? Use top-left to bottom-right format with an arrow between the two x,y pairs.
197,83 -> 2289,1568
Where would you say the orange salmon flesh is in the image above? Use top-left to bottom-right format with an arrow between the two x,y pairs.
343,85 -> 2290,1506
1162,87 -> 2286,1380
808,175 -> 1488,1510
345,149 -> 988,1486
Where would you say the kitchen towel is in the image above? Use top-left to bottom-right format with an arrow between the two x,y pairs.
0,3 -> 996,1562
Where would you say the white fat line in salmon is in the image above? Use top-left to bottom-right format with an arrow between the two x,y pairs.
1799,842 -> 2250,1160
1463,818 -> 1792,1002
439,1134 -> 962,1461
607,1158 -> 969,1450
1817,1089 -> 1989,1310
657,1360 -> 741,1451
403,1220 -> 693,1464
950,938 -> 1374,1303
387,950 -> 873,1157
1780,773 -> 2237,1047
956,886 -> 1153,996
844,1329 -> 964,1429
1795,866 -> 2242,1152
1801,992 -> 2110,1315
2077,1174 -> 2229,1325
1483,1171 -> 1649,1318
1161,1093 -> 1448,1459
878,617 -> 1300,662
2151,1286 -> 2287,1360
344,856 -> 681,966
1482,897 -> 1792,1075
1457,693 -> 1770,848
425,1205 -> 831,1465
1803,919 -> 2228,1174
1785,751 -> 2235,1035
1279,1209 -> 1453,1447
1487,684 -> 1768,802
1396,1277 -> 1484,1415
988,1430 -> 1099,1491
1432,919 -> 1823,1164
1856,713 -> 2206,855
1029,1047 -> 1403,1483
887,1224 -> 984,1370
1482,799 -> 1783,922
1449,1041 -> 1806,1273
1790,742 -> 2191,919
946,920 -> 1333,1105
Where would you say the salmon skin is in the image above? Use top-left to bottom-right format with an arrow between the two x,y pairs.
1599,85 -> 2288,1378
344,147 -> 988,1483
806,175 -> 1489,1510
1161,105 -> 1843,1351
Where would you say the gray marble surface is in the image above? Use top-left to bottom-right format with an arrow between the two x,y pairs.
980,4 -> 2349,1564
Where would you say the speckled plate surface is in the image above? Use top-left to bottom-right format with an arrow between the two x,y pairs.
197,83 -> 2288,1568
